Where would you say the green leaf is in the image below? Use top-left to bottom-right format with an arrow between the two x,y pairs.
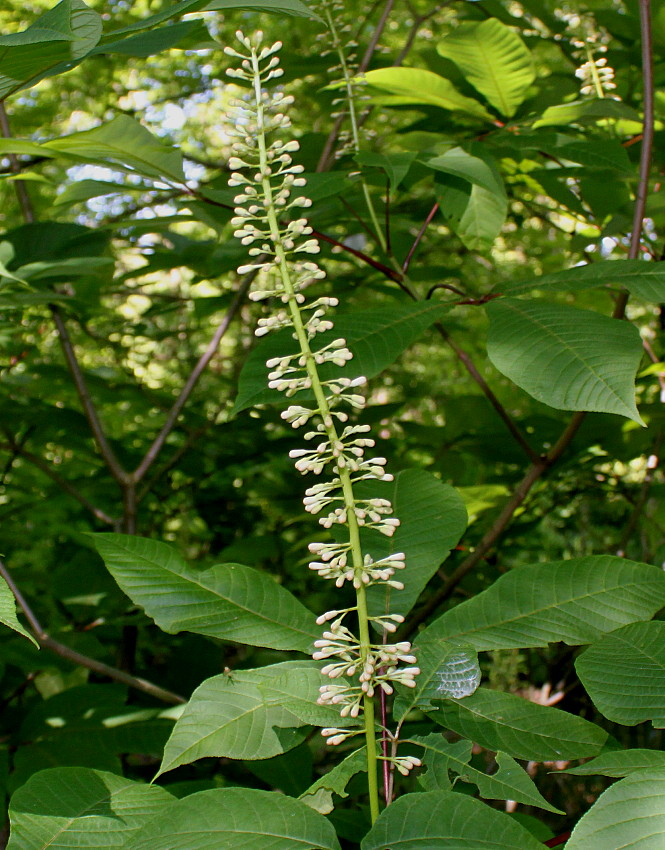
44,115 -> 185,183
426,146 -> 506,194
363,67 -> 493,121
419,556 -> 665,650
90,534 -> 319,653
436,19 -> 535,118
101,0 -> 317,44
502,259 -> 665,301
430,688 -> 608,761
486,299 -> 644,424
394,638 -> 480,722
300,748 -> 367,814
131,787 -> 341,850
355,152 -> 417,190
533,98 -> 645,129
0,140 -> 56,158
566,769 -> 665,850
91,20 -> 211,58
413,734 -> 562,813
0,574 -> 38,646
361,790 -> 543,849
435,176 -> 508,251
366,469 -> 467,620
157,663 -> 310,776
52,179 -> 146,207
232,302 -> 451,413
7,767 -> 173,850
576,621 -> 665,727
258,666 -> 358,729
0,0 -> 102,99
564,749 -> 665,777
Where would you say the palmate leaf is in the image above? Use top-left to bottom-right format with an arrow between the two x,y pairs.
363,67 -> 493,121
413,734 -> 562,813
7,767 -> 174,850
418,556 -> 665,650
436,19 -> 535,118
0,574 -> 38,646
90,534 -> 319,653
157,663 -> 311,776
233,302 -> 451,413
566,769 -> 665,850
502,258 -> 665,301
486,299 -> 644,423
361,791 -> 543,850
431,688 -> 608,761
131,788 -> 341,850
576,621 -> 665,727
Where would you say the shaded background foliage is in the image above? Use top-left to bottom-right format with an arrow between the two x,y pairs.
0,0 -> 664,846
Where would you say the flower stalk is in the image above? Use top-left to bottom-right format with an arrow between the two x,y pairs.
224,31 -> 419,822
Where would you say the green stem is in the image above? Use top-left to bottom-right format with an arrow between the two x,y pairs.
322,4 -> 387,254
251,52 -> 381,824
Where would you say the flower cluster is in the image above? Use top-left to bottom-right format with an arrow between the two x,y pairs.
225,30 -> 419,761
574,47 -> 617,98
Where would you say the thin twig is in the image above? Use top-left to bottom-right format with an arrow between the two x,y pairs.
131,273 -> 254,482
403,202 -> 439,273
0,560 -> 185,705
50,306 -> 129,485
0,103 -> 35,223
0,440 -> 116,525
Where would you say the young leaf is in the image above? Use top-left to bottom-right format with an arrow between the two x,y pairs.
90,534 -> 319,653
361,790 -> 543,849
576,621 -> 665,727
7,767 -> 173,850
300,748 -> 367,814
431,688 -> 608,761
564,749 -> 665,777
0,574 -> 38,647
157,663 -> 311,776
435,177 -> 508,251
426,146 -> 506,194
486,299 -> 644,423
363,67 -> 493,121
436,19 -> 535,117
413,734 -> 563,813
533,98 -> 644,129
131,787 -> 341,850
566,769 -> 665,850
393,638 -> 480,722
233,303 -> 451,413
419,556 -> 665,650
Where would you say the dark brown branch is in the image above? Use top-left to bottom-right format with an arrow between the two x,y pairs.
403,413 -> 587,637
0,560 -> 185,705
49,306 -> 129,485
131,273 -> 254,483
434,322 -> 541,464
0,440 -> 116,525
0,103 -> 35,223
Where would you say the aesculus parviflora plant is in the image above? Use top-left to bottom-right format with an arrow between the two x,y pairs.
225,29 -> 420,819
